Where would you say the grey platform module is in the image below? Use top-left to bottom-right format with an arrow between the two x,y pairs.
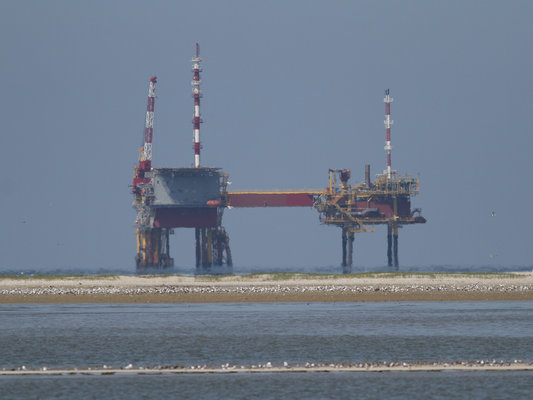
151,168 -> 222,207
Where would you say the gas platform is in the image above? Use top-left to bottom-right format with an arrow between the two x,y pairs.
132,45 -> 231,270
131,45 -> 425,272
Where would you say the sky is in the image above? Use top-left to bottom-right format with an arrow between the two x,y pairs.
1,0 -> 532,272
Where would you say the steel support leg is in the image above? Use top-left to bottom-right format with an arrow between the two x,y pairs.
207,228 -> 213,266
195,228 -> 201,268
345,231 -> 354,274
225,231 -> 233,267
393,224 -> 399,269
154,229 -> 161,267
347,231 -> 354,267
216,228 -> 225,266
135,228 -> 142,269
387,223 -> 393,267
201,228 -> 209,267
164,228 -> 172,267
341,228 -> 347,267
145,230 -> 151,267
392,197 -> 399,269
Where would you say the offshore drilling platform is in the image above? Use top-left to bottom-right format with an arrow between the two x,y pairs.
132,45 -> 231,270
132,45 -> 426,272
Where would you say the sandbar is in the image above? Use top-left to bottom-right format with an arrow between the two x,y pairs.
1,272 -> 533,303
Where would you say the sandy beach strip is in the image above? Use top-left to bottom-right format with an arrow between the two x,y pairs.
1,272 -> 533,303
2,362 -> 533,375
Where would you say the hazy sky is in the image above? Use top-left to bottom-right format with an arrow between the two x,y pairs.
1,0 -> 532,271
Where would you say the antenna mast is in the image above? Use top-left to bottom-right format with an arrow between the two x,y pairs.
384,89 -> 394,179
192,43 -> 202,168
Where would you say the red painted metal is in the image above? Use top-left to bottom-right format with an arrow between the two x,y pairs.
227,192 -> 317,207
153,208 -> 218,228
359,200 -> 411,218
206,199 -> 221,207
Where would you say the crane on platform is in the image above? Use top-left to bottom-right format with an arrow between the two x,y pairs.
132,76 -> 174,269
132,76 -> 157,195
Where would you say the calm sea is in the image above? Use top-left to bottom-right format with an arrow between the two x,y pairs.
1,302 -> 533,399
1,263 -> 532,276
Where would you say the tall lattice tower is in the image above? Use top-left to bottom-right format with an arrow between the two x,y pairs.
384,89 -> 394,179
192,43 -> 202,168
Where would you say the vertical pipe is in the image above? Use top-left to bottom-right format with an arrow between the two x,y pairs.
153,229 -> 159,267
365,164 -> 371,188
207,229 -> 213,265
216,229 -> 224,265
393,224 -> 399,269
341,228 -> 347,267
195,228 -> 201,268
165,229 -> 170,262
387,223 -> 393,267
141,231 -> 147,266
135,229 -> 142,269
224,229 -> 233,267
347,231 -> 354,267
201,228 -> 209,267
147,230 -> 153,267
146,230 -> 153,266
159,229 -> 166,268
392,196 -> 399,268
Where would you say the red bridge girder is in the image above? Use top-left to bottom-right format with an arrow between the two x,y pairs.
226,191 -> 320,208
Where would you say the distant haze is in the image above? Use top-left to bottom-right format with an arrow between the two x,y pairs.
1,0 -> 531,271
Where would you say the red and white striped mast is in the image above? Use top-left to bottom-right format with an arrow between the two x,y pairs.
384,89 -> 394,179
192,43 -> 202,168
140,76 -> 157,173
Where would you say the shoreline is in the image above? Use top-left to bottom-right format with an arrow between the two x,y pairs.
2,272 -> 533,303
2,362 -> 533,375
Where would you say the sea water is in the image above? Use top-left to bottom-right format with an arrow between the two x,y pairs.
1,302 -> 533,398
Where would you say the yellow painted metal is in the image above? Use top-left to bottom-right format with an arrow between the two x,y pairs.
141,232 -> 148,264
332,203 -> 373,233
312,192 -> 326,208
153,229 -> 159,267
136,229 -> 141,254
393,196 -> 399,235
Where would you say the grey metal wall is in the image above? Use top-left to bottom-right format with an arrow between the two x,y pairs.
152,168 -> 221,207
